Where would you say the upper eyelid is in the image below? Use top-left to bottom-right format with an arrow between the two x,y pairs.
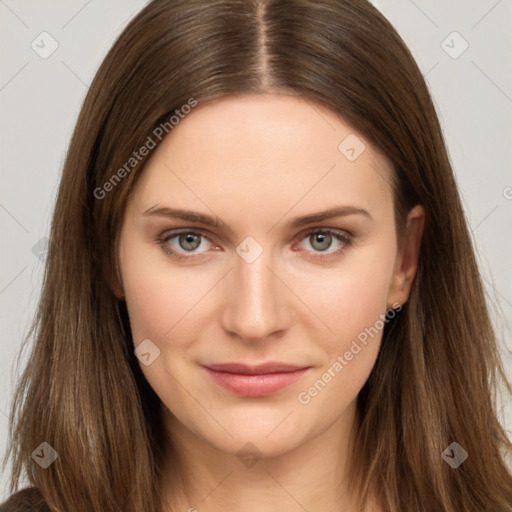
160,227 -> 219,245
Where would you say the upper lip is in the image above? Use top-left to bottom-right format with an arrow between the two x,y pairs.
204,362 -> 310,375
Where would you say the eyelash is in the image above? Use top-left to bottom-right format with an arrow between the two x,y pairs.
157,227 -> 353,261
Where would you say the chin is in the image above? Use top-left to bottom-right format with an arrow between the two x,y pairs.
207,429 -> 305,462
178,407 -> 310,461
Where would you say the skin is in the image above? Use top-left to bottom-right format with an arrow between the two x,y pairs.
116,93 -> 424,512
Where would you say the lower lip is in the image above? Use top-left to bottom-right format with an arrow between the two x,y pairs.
204,367 -> 311,397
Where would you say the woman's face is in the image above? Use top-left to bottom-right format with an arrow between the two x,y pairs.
117,93 -> 421,459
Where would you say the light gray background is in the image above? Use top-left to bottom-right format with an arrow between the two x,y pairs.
1,0 -> 511,498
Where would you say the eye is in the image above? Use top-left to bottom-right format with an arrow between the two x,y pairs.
295,228 -> 352,260
158,230 -> 215,259
157,227 -> 352,261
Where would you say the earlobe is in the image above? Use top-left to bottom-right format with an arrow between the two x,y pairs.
112,283 -> 125,300
387,204 -> 425,308
111,261 -> 126,300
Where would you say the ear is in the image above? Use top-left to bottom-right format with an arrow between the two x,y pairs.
387,204 -> 425,308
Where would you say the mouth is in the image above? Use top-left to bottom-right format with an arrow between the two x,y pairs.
202,362 -> 312,397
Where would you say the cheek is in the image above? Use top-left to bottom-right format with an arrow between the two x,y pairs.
119,230 -> 216,342
291,240 -> 396,346
294,271 -> 391,414
123,266 -> 209,343
121,262 -> 213,411
290,241 -> 396,406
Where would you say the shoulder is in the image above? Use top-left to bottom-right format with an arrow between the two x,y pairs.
0,487 -> 51,512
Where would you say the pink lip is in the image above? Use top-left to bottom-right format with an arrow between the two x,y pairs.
203,362 -> 311,397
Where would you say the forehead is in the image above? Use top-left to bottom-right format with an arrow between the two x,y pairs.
129,93 -> 395,225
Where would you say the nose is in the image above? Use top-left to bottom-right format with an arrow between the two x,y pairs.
220,247 -> 292,342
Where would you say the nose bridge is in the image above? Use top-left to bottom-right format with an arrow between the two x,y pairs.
221,243 -> 287,341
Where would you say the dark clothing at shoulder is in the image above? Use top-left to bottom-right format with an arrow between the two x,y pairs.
0,487 -> 51,512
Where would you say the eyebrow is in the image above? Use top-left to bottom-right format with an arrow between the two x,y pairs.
142,205 -> 373,232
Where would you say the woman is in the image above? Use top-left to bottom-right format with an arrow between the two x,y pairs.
2,0 -> 511,511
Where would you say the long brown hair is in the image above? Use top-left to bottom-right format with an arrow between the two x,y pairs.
2,1 -> 512,510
